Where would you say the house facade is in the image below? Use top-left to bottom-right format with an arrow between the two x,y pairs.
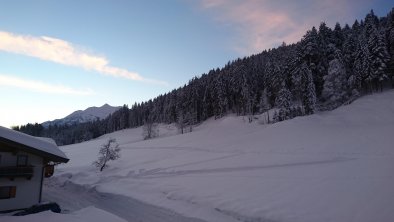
0,126 -> 68,212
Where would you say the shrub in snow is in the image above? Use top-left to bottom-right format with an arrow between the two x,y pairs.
93,138 -> 120,171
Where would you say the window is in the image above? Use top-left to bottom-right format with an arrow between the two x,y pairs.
0,186 -> 16,199
17,155 -> 28,166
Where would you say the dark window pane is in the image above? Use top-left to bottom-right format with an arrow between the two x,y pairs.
17,155 -> 28,166
0,186 -> 16,199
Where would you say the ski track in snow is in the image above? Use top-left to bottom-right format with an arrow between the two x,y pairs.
129,156 -> 355,179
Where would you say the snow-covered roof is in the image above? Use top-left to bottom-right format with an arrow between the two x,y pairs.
0,125 -> 68,163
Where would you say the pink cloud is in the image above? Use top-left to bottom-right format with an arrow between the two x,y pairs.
193,0 -> 366,55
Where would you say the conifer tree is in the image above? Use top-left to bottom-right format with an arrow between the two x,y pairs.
259,89 -> 271,123
303,66 -> 317,114
364,10 -> 390,91
275,83 -> 292,121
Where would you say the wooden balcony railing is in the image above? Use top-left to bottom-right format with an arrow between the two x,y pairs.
0,166 -> 34,180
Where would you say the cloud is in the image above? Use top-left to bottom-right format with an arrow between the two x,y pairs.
0,31 -> 167,85
195,0 -> 365,55
0,74 -> 95,95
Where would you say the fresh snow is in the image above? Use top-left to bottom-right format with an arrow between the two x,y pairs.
0,125 -> 68,161
42,103 -> 120,127
42,177 -> 206,222
1,206 -> 126,222
27,90 -> 394,221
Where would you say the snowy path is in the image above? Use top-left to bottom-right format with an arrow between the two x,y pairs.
43,178 -> 206,222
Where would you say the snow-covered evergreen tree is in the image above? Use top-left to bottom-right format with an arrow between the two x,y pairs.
303,66 -> 317,114
259,89 -> 271,123
354,30 -> 370,90
333,22 -> 344,49
323,48 -> 348,104
215,75 -> 228,118
372,29 -> 390,91
364,10 -> 390,91
275,83 -> 292,121
387,8 -> 394,86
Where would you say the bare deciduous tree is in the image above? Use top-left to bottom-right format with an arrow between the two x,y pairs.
93,138 -> 120,171
177,113 -> 185,134
142,121 -> 159,140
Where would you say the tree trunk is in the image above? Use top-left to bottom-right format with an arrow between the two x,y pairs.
266,111 -> 270,124
100,162 -> 106,172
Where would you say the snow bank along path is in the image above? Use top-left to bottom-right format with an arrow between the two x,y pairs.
42,177 -> 206,222
52,90 -> 394,222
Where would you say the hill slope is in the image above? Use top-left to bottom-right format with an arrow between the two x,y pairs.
53,90 -> 394,222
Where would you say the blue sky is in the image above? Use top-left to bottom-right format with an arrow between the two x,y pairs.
0,0 -> 392,127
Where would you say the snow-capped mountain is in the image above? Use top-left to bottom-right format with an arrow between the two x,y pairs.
42,104 -> 120,127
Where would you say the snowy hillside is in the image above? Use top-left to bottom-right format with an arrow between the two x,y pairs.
42,104 -> 120,127
46,90 -> 394,222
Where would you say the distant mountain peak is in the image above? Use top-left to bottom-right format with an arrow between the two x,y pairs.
42,104 -> 121,127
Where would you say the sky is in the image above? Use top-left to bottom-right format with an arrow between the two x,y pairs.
0,0 -> 392,127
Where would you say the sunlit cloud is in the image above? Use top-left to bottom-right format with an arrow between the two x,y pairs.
195,0 -> 367,55
0,31 -> 167,85
0,74 -> 95,95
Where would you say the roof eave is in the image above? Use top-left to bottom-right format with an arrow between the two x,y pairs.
0,137 -> 69,163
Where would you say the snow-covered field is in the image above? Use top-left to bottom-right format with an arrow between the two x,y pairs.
9,90 -> 394,222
